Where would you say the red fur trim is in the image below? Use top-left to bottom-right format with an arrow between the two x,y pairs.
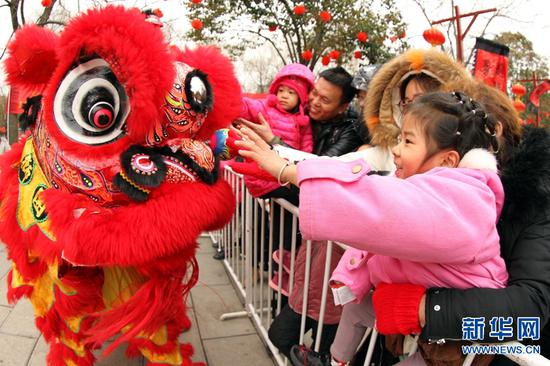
6,270 -> 33,303
142,343 -> 199,366
53,267 -> 104,316
175,46 -> 242,140
4,25 -> 59,92
41,5 -> 174,158
46,341 -> 95,366
45,180 -> 235,266
87,276 -> 190,355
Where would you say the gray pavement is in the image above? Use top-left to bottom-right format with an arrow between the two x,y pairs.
0,237 -> 275,366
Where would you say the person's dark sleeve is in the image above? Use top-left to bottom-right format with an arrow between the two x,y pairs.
319,124 -> 363,157
421,211 -> 550,342
352,113 -> 370,145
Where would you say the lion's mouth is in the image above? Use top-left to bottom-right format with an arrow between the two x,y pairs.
114,141 -> 218,202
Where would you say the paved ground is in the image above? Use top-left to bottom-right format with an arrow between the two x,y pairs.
0,236 -> 275,366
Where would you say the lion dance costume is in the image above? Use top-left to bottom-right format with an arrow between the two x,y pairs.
0,6 -> 241,366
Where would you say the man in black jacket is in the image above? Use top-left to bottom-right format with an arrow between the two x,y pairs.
307,67 -> 363,156
237,66 -> 363,156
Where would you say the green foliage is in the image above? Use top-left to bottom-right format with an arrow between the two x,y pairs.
186,0 -> 408,69
493,32 -> 548,82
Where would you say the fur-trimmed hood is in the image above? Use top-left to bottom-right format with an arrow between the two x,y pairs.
501,126 -> 550,220
364,48 -> 471,149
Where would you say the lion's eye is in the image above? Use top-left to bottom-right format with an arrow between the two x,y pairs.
184,70 -> 213,114
53,58 -> 129,145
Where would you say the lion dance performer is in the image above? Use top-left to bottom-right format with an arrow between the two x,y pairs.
0,6 -> 241,366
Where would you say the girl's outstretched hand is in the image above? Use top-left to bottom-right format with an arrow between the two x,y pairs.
235,127 -> 298,186
234,112 -> 275,143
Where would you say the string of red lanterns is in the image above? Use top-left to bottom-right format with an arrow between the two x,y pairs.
511,83 -> 527,113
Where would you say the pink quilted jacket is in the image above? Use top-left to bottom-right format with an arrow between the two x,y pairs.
241,63 -> 314,197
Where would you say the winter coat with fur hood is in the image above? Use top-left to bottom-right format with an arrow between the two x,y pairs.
361,49 -> 472,172
422,126 -> 550,363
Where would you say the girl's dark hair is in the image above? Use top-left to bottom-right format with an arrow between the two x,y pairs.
406,91 -> 499,158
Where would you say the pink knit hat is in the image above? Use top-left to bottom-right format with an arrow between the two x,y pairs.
271,76 -> 310,107
268,63 -> 314,107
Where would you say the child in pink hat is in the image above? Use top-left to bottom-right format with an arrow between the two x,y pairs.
238,63 -> 314,198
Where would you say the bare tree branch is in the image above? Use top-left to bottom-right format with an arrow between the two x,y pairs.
412,0 -> 434,25
36,0 -> 57,26
244,29 -> 287,66
19,0 -> 25,25
0,30 -> 15,61
39,20 -> 66,26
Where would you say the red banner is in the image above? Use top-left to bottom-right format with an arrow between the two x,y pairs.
473,38 -> 510,93
7,86 -> 32,115
530,80 -> 550,107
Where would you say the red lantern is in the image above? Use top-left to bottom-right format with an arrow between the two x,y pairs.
390,36 -> 398,43
191,18 -> 203,30
153,8 -> 163,18
423,27 -> 445,47
357,31 -> 368,43
329,49 -> 340,60
41,0 -> 52,6
301,50 -> 313,62
319,10 -> 331,23
268,23 -> 278,32
293,4 -> 306,16
191,0 -> 203,3
513,100 -> 526,112
511,83 -> 527,97
354,50 -> 363,59
322,55 -> 330,66
400,31 -> 407,39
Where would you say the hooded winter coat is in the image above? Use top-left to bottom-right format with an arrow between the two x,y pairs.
422,126 -> 550,363
361,49 -> 472,172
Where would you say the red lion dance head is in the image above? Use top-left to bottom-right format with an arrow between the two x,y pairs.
1,6 -> 240,366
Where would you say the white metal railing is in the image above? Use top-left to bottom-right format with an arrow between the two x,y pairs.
211,165 -> 548,366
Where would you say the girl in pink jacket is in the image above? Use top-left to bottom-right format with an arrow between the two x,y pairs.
239,63 -> 314,198
235,91 -> 507,366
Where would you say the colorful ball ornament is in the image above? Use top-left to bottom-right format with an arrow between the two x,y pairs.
293,4 -> 306,16
329,49 -> 340,60
357,31 -> 368,43
191,18 -> 203,30
319,11 -> 332,23
153,8 -> 163,18
301,50 -> 313,62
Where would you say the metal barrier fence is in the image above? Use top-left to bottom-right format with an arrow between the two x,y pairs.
210,166 -> 549,366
